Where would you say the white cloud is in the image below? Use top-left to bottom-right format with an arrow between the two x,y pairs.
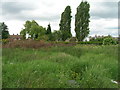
5,20 -> 24,35
90,18 -> 118,36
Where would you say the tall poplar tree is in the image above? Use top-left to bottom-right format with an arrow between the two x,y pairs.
46,24 -> 51,34
75,1 -> 90,41
59,6 -> 72,41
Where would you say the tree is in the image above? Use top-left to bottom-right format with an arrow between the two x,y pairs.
0,22 -> 9,39
20,20 -> 46,40
20,29 -> 26,39
46,23 -> 51,34
59,6 -> 72,41
49,30 -> 62,41
75,1 -> 90,41
103,37 -> 117,45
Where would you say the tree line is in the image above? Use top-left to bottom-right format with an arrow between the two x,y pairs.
0,1 -> 90,41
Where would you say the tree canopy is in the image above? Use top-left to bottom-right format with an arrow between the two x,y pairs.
75,1 -> 90,41
20,3 -> 91,42
0,22 -> 9,39
59,5 -> 72,41
20,20 -> 46,40
46,24 -> 51,35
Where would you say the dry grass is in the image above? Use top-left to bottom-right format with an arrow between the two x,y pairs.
2,40 -> 76,49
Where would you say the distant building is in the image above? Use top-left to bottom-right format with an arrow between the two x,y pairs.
88,35 -> 118,41
83,37 -> 90,41
9,34 -> 22,41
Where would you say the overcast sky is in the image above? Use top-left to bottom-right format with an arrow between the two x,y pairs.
0,0 -> 119,37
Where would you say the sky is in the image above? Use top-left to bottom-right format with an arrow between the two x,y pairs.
0,0 -> 119,37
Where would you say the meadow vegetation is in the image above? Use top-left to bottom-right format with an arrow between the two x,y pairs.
2,44 -> 118,88
1,0 -> 119,88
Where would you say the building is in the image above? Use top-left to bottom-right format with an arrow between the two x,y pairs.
9,34 -> 22,41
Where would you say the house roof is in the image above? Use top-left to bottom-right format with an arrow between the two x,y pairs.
9,35 -> 22,39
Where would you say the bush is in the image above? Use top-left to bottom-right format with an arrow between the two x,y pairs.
69,37 -> 78,42
48,30 -> 62,41
78,41 -> 103,45
89,36 -> 104,42
37,35 -> 49,41
103,37 -> 117,45
89,35 -> 119,45
2,39 -> 9,44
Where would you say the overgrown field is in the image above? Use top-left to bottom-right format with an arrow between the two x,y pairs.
2,45 -> 118,88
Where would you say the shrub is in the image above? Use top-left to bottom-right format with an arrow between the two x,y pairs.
69,37 -> 78,42
103,37 -> 117,45
48,30 -> 62,41
37,35 -> 49,41
2,39 -> 9,44
89,36 -> 104,42
89,35 -> 117,45
78,41 -> 102,45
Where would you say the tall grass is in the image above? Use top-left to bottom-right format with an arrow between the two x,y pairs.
2,45 -> 118,88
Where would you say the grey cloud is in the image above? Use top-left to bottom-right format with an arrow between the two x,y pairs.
41,1 -> 55,7
90,31 -> 113,36
39,15 -> 60,21
24,15 -> 60,22
106,27 -> 118,29
118,2 -> 120,19
2,13 -> 60,22
1,1 -> 118,22
0,3 -> 2,15
1,2 -> 60,22
2,2 -> 35,15
90,28 -> 118,36
90,2 -> 118,19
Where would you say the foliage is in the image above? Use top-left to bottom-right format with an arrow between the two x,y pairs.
103,37 -> 117,45
37,35 -> 49,41
89,35 -> 118,45
20,20 -> 46,40
20,30 -> 26,39
46,24 -> 51,35
2,39 -> 9,44
0,22 -> 10,39
78,41 -> 103,45
2,45 -> 118,88
49,30 -> 62,41
59,6 -> 72,41
89,37 -> 104,42
75,1 -> 90,41
69,37 -> 78,42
